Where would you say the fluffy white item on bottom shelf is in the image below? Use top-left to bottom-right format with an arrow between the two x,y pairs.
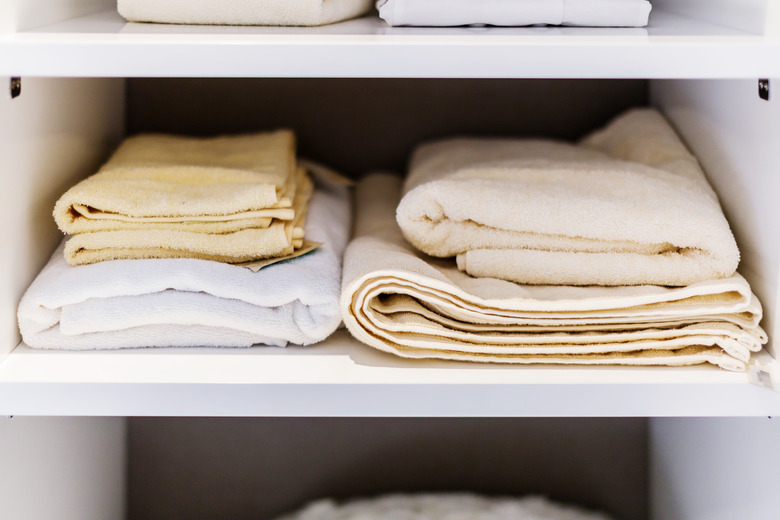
276,494 -> 613,520
16,177 -> 350,350
377,0 -> 652,27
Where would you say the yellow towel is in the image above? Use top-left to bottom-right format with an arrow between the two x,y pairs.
64,168 -> 313,266
54,130 -> 297,235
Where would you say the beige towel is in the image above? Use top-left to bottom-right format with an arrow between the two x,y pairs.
396,108 -> 740,286
118,0 -> 374,26
55,130 -> 297,234
341,174 -> 765,371
63,168 -> 312,265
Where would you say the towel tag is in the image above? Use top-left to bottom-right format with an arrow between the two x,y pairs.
236,241 -> 323,273
748,350 -> 778,392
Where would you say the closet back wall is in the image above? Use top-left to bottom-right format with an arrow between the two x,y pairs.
128,417 -> 647,520
126,78 -> 648,177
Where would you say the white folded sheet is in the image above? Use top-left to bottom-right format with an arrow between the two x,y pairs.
18,176 -> 350,350
119,0 -> 374,26
377,0 -> 652,27
341,173 -> 765,371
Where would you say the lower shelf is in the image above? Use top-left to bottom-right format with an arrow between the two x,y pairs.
1,329 -> 779,417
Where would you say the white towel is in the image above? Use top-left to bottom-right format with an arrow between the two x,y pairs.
119,0 -> 374,26
377,0 -> 652,27
397,109 -> 740,287
277,494 -> 613,520
17,175 -> 350,350
342,174 -> 765,371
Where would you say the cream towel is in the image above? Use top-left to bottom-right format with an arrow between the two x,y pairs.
55,130 -> 297,234
63,168 -> 312,265
118,0 -> 374,26
277,494 -> 612,520
54,130 -> 310,265
18,173 -> 350,350
378,0 -> 652,27
397,109 -> 740,287
342,174 -> 765,371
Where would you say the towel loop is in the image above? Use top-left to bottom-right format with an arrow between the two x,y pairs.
9,77 -> 21,99
759,79 -> 770,101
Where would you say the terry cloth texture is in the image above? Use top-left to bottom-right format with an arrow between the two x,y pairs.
18,174 -> 350,350
54,130 -> 310,265
396,108 -> 740,287
341,174 -> 766,371
377,0 -> 652,27
118,0 -> 374,26
276,494 -> 613,520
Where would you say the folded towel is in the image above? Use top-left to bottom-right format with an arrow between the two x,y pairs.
396,109 -> 740,287
54,130 -> 311,265
342,174 -> 765,371
119,0 -> 374,26
377,0 -> 652,27
55,131 -> 296,232
18,174 -> 350,350
277,494 -> 613,520
63,167 -> 311,265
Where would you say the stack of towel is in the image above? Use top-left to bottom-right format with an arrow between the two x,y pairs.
341,109 -> 766,371
118,0 -> 374,26
377,0 -> 652,27
54,130 -> 310,266
18,133 -> 352,350
277,494 -> 613,520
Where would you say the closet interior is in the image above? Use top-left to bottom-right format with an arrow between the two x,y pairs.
1,1 -> 780,519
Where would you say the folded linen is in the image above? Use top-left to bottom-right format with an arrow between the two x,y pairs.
118,0 -> 374,26
396,108 -> 740,287
63,167 -> 311,265
377,0 -> 652,27
54,130 -> 310,265
341,173 -> 765,371
18,174 -> 350,350
55,131 -> 296,233
277,494 -> 613,520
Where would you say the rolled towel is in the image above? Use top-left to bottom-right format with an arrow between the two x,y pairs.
276,493 -> 613,520
119,0 -> 374,26
397,108 -> 740,287
377,0 -> 652,27
342,174 -> 765,371
54,130 -> 310,265
18,173 -> 350,350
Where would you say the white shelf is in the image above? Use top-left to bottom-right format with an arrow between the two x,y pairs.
1,330 -> 779,417
1,9 -> 779,78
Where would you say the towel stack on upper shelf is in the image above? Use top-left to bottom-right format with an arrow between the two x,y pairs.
341,109 -> 766,371
18,133 -> 352,350
118,0 -> 374,26
377,0 -> 653,27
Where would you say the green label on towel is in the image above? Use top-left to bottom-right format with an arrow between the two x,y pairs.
235,241 -> 323,273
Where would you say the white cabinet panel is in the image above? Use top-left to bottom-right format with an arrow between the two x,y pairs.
0,416 -> 126,520
0,77 -> 123,363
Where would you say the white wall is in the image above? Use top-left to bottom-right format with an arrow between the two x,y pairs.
652,0 -> 778,34
0,77 -> 124,362
0,0 -> 113,32
652,78 -> 780,356
0,416 -> 126,520
651,417 -> 780,519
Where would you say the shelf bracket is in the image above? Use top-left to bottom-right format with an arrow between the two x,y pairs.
759,79 -> 770,101
9,77 -> 21,99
